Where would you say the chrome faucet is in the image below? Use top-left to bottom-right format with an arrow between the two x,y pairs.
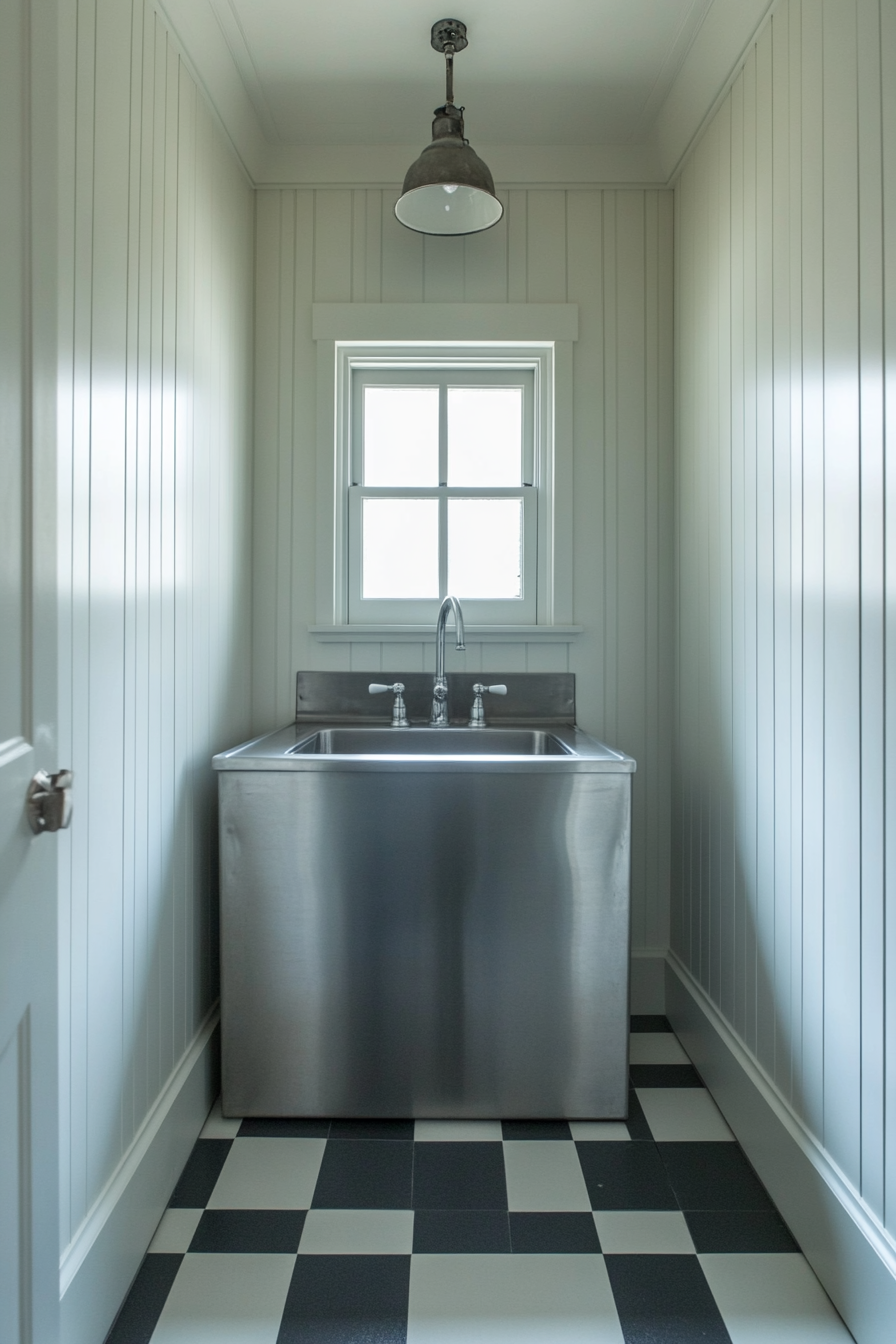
431,596 -> 465,726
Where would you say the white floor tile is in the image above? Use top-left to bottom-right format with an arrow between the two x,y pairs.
635,1088 -> 734,1141
593,1211 -> 695,1255
199,1097 -> 241,1139
206,1137 -> 326,1209
150,1254 -> 295,1344
629,1033 -> 690,1065
699,1254 -> 854,1342
503,1141 -> 592,1212
568,1122 -> 630,1142
148,1208 -> 203,1254
407,1254 -> 624,1344
298,1209 -> 414,1254
415,1120 -> 504,1142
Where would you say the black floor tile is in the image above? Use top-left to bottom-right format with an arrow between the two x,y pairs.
329,1119 -> 415,1141
312,1139 -> 413,1209
104,1255 -> 181,1344
631,1064 -> 704,1089
605,1254 -> 732,1344
630,1015 -> 672,1033
238,1118 -> 331,1138
277,1254 -> 411,1344
576,1141 -> 678,1210
509,1212 -> 601,1254
168,1140 -> 232,1208
658,1143 -> 777,1212
189,1209 -> 307,1253
413,1141 -> 508,1210
501,1120 -> 572,1141
414,1209 -> 511,1253
625,1088 -> 654,1141
684,1209 -> 799,1253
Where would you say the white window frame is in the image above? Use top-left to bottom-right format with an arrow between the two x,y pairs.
312,304 -> 578,639
348,362 -> 537,624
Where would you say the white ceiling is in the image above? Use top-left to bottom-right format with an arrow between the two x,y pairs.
161,0 -> 773,183
209,0 -> 714,146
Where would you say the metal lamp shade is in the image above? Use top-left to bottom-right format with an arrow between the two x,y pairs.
395,106 -> 503,236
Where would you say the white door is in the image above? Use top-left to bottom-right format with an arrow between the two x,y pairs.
0,1 -> 61,1341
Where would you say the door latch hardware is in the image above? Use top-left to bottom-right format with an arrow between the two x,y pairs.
26,769 -> 73,835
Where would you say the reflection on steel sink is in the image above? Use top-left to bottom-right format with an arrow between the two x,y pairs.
289,727 -> 572,757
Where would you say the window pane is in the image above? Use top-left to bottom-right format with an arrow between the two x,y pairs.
362,498 -> 439,599
363,386 -> 439,485
447,387 -> 522,486
448,499 -> 522,599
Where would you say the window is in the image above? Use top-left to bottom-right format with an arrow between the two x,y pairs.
311,304 -> 578,637
348,363 -> 537,623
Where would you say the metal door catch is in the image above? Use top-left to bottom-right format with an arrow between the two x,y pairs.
26,770 -> 73,835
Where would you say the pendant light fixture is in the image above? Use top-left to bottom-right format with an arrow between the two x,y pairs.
395,19 -> 503,237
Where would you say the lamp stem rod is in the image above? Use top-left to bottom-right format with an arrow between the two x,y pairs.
445,45 -> 455,106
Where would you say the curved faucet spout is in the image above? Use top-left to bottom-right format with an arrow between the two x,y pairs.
431,596 -> 465,725
435,596 -> 466,680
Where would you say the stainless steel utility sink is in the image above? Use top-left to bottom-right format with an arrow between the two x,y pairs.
289,727 -> 572,757
213,672 -> 636,1121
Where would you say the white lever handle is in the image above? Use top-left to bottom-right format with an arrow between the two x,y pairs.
368,682 -> 409,727
468,683 -> 508,727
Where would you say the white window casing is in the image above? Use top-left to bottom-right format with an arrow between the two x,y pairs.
311,304 -> 580,640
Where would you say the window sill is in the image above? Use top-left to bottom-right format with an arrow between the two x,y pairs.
309,624 -> 583,643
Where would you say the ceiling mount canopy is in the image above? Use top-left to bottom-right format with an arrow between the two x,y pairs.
395,19 -> 504,237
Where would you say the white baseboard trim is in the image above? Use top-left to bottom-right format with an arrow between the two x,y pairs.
666,953 -> 896,1344
59,1006 -> 220,1344
630,949 -> 667,1014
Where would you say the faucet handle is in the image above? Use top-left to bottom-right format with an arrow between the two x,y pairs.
368,682 -> 409,727
468,683 -> 508,727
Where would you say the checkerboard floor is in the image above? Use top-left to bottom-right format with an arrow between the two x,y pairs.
105,1017 -> 854,1343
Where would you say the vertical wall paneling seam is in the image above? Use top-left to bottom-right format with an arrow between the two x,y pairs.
878,0 -> 895,1233
122,0 -> 139,1156
786,0 -> 803,1118
274,194 -> 284,718
856,0 -> 887,1214
77,0 -> 99,1234
819,0 -> 827,1154
641,194 -> 649,952
289,191 -> 300,696
57,0 -> 77,1249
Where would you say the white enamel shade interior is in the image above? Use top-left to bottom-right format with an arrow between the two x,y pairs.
394,183 -> 504,235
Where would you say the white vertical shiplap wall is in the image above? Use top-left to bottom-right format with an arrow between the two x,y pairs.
56,0 -> 254,1255
674,0 -> 896,1235
252,188 -> 674,953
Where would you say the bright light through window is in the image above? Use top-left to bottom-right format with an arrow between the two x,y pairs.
448,499 -> 522,598
448,387 -> 522,486
362,498 -> 439,598
363,386 -> 439,485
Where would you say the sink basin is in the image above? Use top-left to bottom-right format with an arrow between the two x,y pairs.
289,727 -> 572,757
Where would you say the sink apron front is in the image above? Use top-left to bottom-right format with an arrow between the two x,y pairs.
218,764 -> 631,1119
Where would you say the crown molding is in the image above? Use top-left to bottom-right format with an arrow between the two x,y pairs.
654,0 -> 778,181
153,0 -> 267,180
